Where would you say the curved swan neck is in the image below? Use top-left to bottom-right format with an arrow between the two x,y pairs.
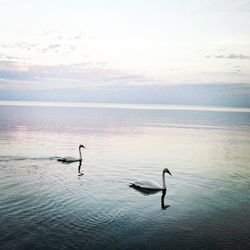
162,171 -> 166,189
79,147 -> 82,160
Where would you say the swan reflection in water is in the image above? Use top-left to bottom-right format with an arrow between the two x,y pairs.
57,145 -> 85,176
77,160 -> 84,176
129,185 -> 170,210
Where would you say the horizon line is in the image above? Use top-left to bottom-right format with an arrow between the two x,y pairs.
0,100 -> 250,113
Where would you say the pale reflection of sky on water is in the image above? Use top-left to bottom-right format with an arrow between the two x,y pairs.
0,102 -> 250,250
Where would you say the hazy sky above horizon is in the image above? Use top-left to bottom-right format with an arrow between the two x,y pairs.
0,0 -> 250,104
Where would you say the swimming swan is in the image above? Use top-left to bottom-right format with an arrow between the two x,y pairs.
129,168 -> 172,190
57,144 -> 85,163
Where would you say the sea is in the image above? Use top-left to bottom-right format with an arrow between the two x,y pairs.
0,101 -> 249,250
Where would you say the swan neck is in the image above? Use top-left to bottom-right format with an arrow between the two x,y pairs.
162,172 -> 166,189
79,147 -> 82,160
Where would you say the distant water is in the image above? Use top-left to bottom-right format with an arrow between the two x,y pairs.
0,101 -> 250,250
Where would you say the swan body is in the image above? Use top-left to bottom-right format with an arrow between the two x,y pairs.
130,180 -> 163,190
57,145 -> 85,163
57,157 -> 80,163
129,168 -> 172,190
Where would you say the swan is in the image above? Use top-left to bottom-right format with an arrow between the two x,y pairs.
129,168 -> 172,190
57,144 -> 85,163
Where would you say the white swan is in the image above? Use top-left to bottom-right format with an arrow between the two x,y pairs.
57,144 -> 85,163
129,168 -> 172,190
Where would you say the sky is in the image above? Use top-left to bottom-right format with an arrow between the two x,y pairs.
0,0 -> 250,106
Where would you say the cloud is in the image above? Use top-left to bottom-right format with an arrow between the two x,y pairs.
0,40 -> 78,56
213,53 -> 250,60
0,41 -> 62,53
41,44 -> 61,53
73,34 -> 83,40
227,54 -> 250,59
56,32 -> 85,41
1,42 -> 38,50
0,42 -> 38,51
0,59 -> 156,91
0,53 -> 26,61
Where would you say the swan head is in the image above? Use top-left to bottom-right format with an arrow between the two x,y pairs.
79,144 -> 85,149
163,168 -> 172,176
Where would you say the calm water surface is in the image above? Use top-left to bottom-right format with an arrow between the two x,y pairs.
0,102 -> 250,250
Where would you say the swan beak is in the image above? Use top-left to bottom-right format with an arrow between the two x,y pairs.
167,170 -> 172,176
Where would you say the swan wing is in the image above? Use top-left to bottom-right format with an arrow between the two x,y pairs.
130,180 -> 162,190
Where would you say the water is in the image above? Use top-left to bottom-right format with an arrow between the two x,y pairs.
0,102 -> 250,250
